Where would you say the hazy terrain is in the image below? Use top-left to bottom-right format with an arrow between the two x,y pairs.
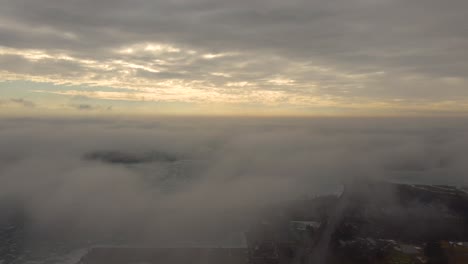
1,116 -> 468,262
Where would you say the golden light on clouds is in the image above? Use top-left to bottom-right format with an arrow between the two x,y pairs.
0,43 -> 389,113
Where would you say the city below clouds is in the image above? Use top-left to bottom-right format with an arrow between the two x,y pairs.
0,0 -> 467,115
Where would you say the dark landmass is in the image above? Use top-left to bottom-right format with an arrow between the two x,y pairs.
83,150 -> 179,164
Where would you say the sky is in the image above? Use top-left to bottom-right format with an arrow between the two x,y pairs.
0,0 -> 467,115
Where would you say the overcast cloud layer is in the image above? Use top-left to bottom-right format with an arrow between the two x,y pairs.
1,117 -> 468,239
0,0 -> 467,114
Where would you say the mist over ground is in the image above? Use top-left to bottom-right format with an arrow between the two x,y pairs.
0,116 -> 467,252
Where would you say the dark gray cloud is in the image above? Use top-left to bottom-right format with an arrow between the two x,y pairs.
70,103 -> 113,111
84,150 -> 178,164
75,104 -> 93,110
1,0 -> 466,68
10,98 -> 36,108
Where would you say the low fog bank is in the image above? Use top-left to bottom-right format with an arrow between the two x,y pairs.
0,116 -> 468,247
